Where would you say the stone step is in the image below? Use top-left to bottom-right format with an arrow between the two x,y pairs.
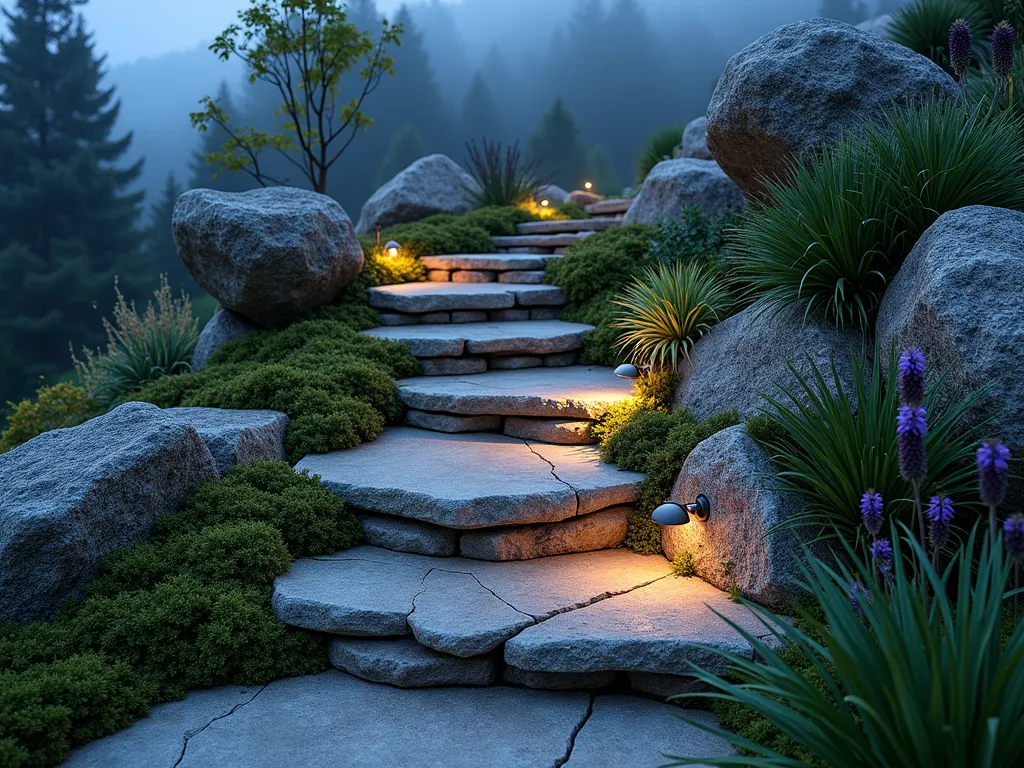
294,427 -> 642,530
362,320 -> 591,361
491,232 -> 595,249
328,637 -> 498,687
514,219 -> 622,235
397,365 -> 635,420
272,546 -> 778,679
585,198 -> 633,216
367,282 -> 564,315
420,253 -> 550,272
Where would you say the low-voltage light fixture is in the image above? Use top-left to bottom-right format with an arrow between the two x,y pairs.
651,495 -> 711,526
613,363 -> 640,379
384,240 -> 402,258
584,181 -> 593,190
540,199 -> 550,207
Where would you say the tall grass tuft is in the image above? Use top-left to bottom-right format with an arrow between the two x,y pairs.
464,139 -> 546,207
635,124 -> 685,186
73,276 -> 200,405
890,0 -> 984,71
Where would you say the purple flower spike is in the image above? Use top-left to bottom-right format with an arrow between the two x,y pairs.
927,495 -> 954,550
897,405 -> 928,481
949,19 -> 973,78
1005,514 -> 1024,560
993,21 -> 1016,78
871,539 -> 894,578
898,348 -> 926,406
860,489 -> 884,538
850,582 -> 872,614
977,439 -> 1010,507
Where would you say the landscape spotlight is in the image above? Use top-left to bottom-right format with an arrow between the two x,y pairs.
584,181 -> 593,190
384,240 -> 402,258
541,199 -> 550,207
613,363 -> 640,379
651,495 -> 711,526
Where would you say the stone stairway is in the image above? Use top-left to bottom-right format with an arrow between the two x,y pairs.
271,194 -> 773,701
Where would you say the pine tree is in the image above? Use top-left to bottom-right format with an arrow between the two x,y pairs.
376,124 -> 427,187
460,71 -> 503,145
188,81 -> 257,193
0,0 -> 148,401
144,172 -> 201,296
526,97 -> 587,191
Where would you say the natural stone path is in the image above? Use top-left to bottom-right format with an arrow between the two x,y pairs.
64,672 -> 734,767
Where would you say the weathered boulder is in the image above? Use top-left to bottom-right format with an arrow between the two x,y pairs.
536,184 -> 569,205
356,154 -> 479,234
173,187 -> 364,328
166,408 -> 287,476
706,19 -> 958,199
192,307 -> 260,370
681,116 -> 712,160
0,403 -> 218,623
673,302 -> 864,420
566,190 -> 602,207
662,425 -> 812,609
856,14 -> 894,39
623,159 -> 744,225
876,206 -> 1024,499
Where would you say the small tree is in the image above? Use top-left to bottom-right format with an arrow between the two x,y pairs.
190,0 -> 402,193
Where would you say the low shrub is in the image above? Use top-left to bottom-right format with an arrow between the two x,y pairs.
592,366 -> 678,448
672,552 -> 696,577
371,206 -> 533,259
0,382 -> 96,452
554,200 -> 589,219
464,139 -> 546,207
645,205 -> 741,266
636,124 -> 684,185
0,461 -> 353,766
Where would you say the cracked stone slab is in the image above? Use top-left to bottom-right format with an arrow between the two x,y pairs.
409,569 -> 535,656
420,253 -> 547,271
366,282 -> 564,313
363,320 -> 591,359
459,506 -> 629,561
504,417 -> 595,445
505,575 -> 779,677
397,365 -> 636,419
63,684 -> 261,767
72,671 -> 592,768
295,428 -> 642,529
274,546 -> 673,639
564,695 -> 734,767
328,637 -> 497,687
360,514 -> 459,556
403,409 -> 501,433
503,666 -> 616,690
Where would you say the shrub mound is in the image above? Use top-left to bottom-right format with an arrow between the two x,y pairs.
0,382 -> 97,453
0,461 -> 359,767
367,205 -> 534,259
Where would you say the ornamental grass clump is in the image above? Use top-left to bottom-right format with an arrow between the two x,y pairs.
464,139 -> 547,208
891,0 -> 985,71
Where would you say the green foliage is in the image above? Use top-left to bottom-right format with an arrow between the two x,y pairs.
730,100 -> 1024,332
744,412 -> 791,453
129,319 -> 419,461
665,528 -> 1024,768
612,262 -> 732,368
464,139 -> 546,207
646,206 -> 741,265
371,206 -> 533,260
358,245 -> 428,287
73,276 -> 199,406
0,382 -> 96,452
592,367 -> 679,447
0,461 -> 353,766
672,552 -> 696,577
526,97 -> 588,191
376,123 -> 427,187
755,352 -> 984,544
191,0 -> 402,193
635,124 -> 684,185
554,200 -> 589,220
890,0 -> 983,70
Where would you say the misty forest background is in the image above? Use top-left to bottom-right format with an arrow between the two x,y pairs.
0,0 -> 906,404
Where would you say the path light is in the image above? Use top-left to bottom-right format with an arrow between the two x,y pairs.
652,495 -> 711,526
613,363 -> 640,379
384,240 -> 402,258
584,181 -> 593,191
540,199 -> 550,207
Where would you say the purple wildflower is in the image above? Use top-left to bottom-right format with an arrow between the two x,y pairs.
850,582 -> 872,614
993,21 -> 1017,79
927,495 -> 954,550
898,348 -> 926,406
871,539 -> 894,578
860,489 -> 884,538
949,19 -> 973,78
977,439 -> 1010,508
1005,514 -> 1024,560
897,405 -> 928,481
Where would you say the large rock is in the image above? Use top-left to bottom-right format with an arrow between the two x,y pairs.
672,302 -> 864,420
662,425 -> 812,609
173,186 -> 364,328
856,14 -> 894,39
681,116 -> 712,160
876,206 -> 1024,499
536,184 -> 569,204
356,154 -> 479,234
622,159 -> 744,225
0,403 -> 218,623
192,307 -> 259,370
706,19 -> 958,199
166,407 -> 288,476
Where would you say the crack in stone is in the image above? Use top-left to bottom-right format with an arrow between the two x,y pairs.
172,685 -> 266,767
553,694 -> 594,768
521,439 -> 581,516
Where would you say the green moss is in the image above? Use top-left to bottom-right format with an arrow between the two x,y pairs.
1,382 -> 97,452
368,206 -> 532,260
672,552 -> 696,577
554,200 -> 589,219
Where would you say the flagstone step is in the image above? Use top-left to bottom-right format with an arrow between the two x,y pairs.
362,320 -> 591,363
514,218 -> 622,235
492,232 -> 595,250
585,198 -> 633,216
327,637 -> 498,688
367,282 -> 564,315
295,427 -> 642,530
272,546 -> 777,678
396,366 -> 635,420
